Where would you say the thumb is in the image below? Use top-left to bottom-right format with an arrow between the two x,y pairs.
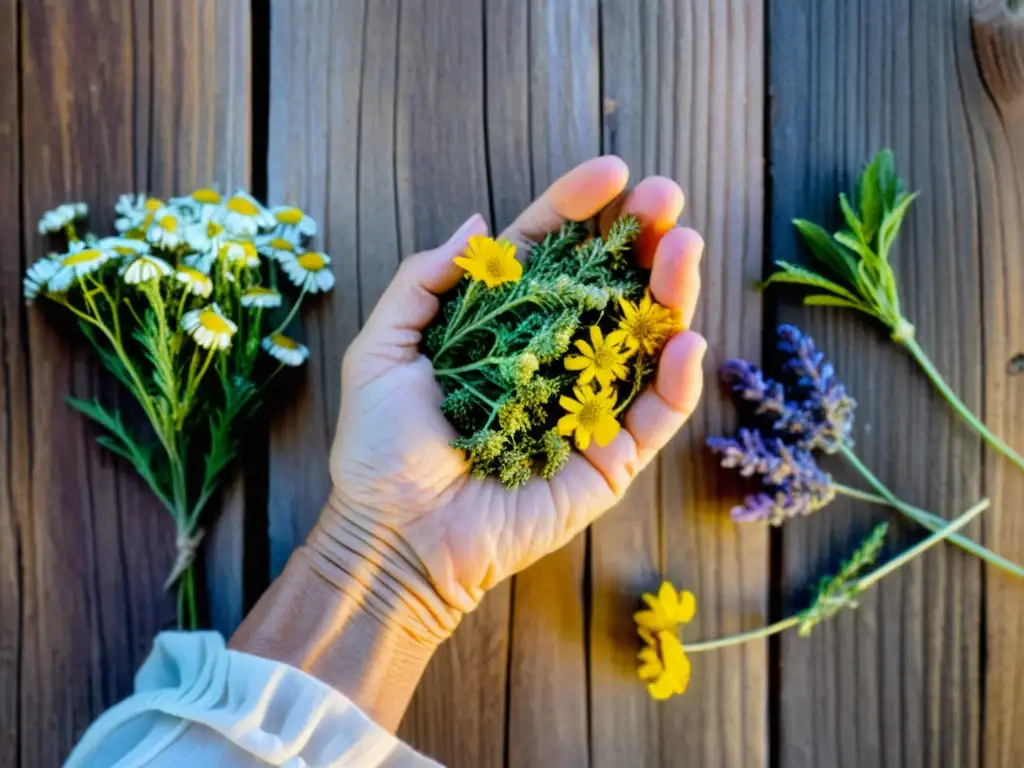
359,213 -> 488,348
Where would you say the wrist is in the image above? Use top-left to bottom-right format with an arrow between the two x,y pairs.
230,491 -> 462,731
306,488 -> 464,644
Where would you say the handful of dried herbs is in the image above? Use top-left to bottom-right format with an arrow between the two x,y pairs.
424,215 -> 680,487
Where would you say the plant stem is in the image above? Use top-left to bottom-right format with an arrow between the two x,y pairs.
836,446 -> 1024,577
900,334 -> 1024,473
684,498 -> 989,653
270,282 -> 309,337
435,357 -> 505,377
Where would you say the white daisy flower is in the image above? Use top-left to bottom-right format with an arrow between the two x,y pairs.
219,240 -> 260,268
271,206 -> 317,238
176,268 -> 214,296
115,195 -> 163,234
256,234 -> 299,262
181,303 -> 237,350
240,287 -> 283,309
121,255 -> 173,285
23,256 -> 61,300
48,248 -> 115,292
261,333 -> 310,367
97,236 -> 150,258
175,267 -> 214,297
146,208 -> 184,249
183,218 -> 226,254
37,202 -> 88,234
220,192 -> 275,237
280,251 -> 335,293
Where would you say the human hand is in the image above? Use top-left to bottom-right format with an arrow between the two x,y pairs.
310,156 -> 706,638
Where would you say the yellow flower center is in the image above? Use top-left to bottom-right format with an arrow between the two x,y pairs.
192,188 -> 222,204
576,399 -> 605,430
199,310 -> 232,334
297,252 -> 326,270
207,221 -> 224,237
158,215 -> 178,232
226,196 -> 260,216
62,249 -> 102,266
486,256 -> 507,278
179,267 -> 206,282
592,344 -> 619,370
246,287 -> 275,297
274,207 -> 304,225
269,237 -> 294,251
114,246 -> 136,255
271,333 -> 299,350
144,198 -> 163,212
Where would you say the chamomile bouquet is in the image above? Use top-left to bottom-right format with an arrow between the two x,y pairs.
25,190 -> 333,628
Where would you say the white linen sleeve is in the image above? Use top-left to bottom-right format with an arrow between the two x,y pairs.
64,631 -> 442,768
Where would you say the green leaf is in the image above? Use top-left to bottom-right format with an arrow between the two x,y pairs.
877,191 -> 918,262
802,294 -> 875,315
792,219 -> 859,285
765,261 -> 865,305
857,155 -> 884,241
832,231 -> 875,263
838,193 -> 863,240
872,149 -> 901,210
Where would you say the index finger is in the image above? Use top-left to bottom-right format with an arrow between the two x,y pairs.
499,156 -> 630,246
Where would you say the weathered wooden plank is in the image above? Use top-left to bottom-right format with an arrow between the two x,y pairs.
17,2 -> 167,763
0,1 -> 23,764
265,0 -> 363,576
771,1 -> 985,765
506,2 -> 600,767
594,2 -> 768,767
147,0 -> 252,638
392,1 -> 511,766
969,4 -> 1024,766
264,2 -> 510,765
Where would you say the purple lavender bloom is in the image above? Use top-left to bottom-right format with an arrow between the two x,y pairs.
720,359 -> 818,440
707,429 -> 836,524
777,325 -> 856,452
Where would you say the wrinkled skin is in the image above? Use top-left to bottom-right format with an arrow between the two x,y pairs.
328,156 -> 707,614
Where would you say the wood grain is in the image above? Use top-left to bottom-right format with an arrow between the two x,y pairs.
594,2 -> 768,767
18,2 -> 168,763
771,1 -> 985,765
505,3 -> 599,767
969,5 -> 1024,766
0,1 -> 22,764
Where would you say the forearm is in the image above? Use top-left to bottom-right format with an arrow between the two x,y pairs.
230,492 -> 463,731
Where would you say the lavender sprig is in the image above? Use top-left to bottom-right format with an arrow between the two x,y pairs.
708,429 -> 835,524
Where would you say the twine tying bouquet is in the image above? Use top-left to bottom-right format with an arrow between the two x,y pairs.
25,190 -> 333,628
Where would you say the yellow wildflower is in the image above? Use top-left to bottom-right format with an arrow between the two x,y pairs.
634,581 -> 696,632
557,385 -> 621,450
637,629 -> 691,700
635,582 -> 696,700
453,235 -> 521,288
564,326 -> 630,387
618,290 -> 682,356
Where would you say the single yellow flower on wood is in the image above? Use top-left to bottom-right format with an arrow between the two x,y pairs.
564,326 -> 630,387
637,629 -> 691,700
635,582 -> 696,700
454,235 -> 522,288
618,290 -> 682,356
557,385 -> 621,450
634,581 -> 696,633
